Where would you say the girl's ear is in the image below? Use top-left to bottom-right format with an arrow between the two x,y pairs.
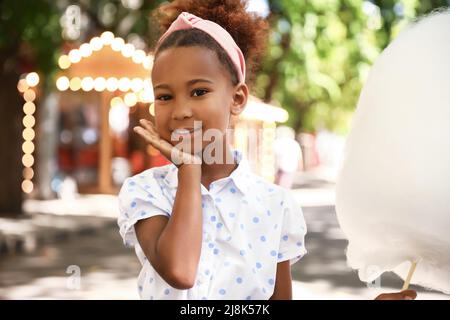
230,83 -> 249,116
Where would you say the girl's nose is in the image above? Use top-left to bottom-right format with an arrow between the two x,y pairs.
172,102 -> 193,120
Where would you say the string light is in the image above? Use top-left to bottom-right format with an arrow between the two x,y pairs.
23,90 -> 36,102
90,36 -> 103,51
118,77 -> 131,92
81,77 -> 94,91
22,180 -> 33,194
93,77 -> 106,91
79,43 -> 92,57
25,72 -> 40,87
58,55 -> 71,69
106,77 -> 119,92
149,102 -> 155,116
124,92 -> 137,106
17,79 -> 29,93
23,115 -> 35,128
110,97 -> 124,108
69,77 -> 82,91
23,167 -> 34,180
17,73 -> 39,194
23,102 -> 36,115
111,37 -> 125,51
56,76 -> 70,91
68,49 -> 81,63
100,31 -> 114,45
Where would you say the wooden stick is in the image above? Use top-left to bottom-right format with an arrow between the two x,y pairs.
402,260 -> 418,291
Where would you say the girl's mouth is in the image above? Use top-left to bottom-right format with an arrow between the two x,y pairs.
172,127 -> 202,136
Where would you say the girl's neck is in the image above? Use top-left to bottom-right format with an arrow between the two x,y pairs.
200,142 -> 238,190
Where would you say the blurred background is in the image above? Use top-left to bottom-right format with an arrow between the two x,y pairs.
1,0 -> 449,299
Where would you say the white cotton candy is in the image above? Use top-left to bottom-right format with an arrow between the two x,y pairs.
335,11 -> 450,294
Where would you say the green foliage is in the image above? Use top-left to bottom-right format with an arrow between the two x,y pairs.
0,0 -> 165,88
0,0 -> 62,76
256,0 -> 448,134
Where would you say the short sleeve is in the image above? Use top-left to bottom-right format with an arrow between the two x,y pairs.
117,174 -> 171,248
277,190 -> 308,266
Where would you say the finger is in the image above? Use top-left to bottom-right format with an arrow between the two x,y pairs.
400,290 -> 417,300
133,126 -> 158,145
139,119 -> 159,137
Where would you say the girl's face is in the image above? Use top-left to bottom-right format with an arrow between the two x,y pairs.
151,46 -> 248,155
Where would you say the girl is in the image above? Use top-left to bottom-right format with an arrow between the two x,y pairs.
118,0 -> 416,300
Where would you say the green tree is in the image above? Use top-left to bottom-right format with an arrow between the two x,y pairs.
0,0 -> 164,216
256,0 -> 448,134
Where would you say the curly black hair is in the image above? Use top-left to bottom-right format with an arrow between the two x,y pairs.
151,0 -> 269,86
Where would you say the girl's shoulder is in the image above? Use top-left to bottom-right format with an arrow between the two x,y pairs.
120,163 -> 176,194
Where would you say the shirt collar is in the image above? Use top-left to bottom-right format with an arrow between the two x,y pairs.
162,149 -> 252,194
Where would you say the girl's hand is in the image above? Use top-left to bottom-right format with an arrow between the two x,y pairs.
133,119 -> 202,167
374,290 -> 417,300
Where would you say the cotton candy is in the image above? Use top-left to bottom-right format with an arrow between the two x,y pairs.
335,11 -> 450,294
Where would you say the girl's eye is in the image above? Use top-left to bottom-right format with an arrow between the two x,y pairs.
156,95 -> 171,101
192,89 -> 209,97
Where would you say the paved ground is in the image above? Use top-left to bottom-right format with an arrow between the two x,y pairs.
0,172 -> 448,300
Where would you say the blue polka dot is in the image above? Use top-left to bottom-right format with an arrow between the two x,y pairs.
164,288 -> 170,295
246,296 -> 251,300
256,262 -> 262,269
213,248 -> 219,255
202,203 -> 205,208
253,217 -> 259,223
274,224 -> 278,229
216,222 -> 223,229
296,241 -> 303,247
230,187 -> 236,193
239,250 -> 245,256
205,269 -> 210,275
149,277 -> 154,283
268,278 -> 275,285
140,211 -> 146,217
282,235 -> 289,241
262,287 -> 266,293
229,212 -> 235,218
260,236 -> 266,242
278,253 -> 283,259
219,289 -> 226,295
202,297 -> 207,300
267,210 -> 271,216
210,216 -> 217,222
129,181 -> 136,186
236,277 -> 243,284
270,250 -> 277,256
138,285 -> 143,291
215,197 -> 222,203
280,201 -> 284,206
131,201 -> 137,208
208,243 -> 214,249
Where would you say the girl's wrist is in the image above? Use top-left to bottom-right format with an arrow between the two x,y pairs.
178,163 -> 202,178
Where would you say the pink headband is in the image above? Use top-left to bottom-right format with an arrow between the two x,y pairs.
155,11 -> 246,84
